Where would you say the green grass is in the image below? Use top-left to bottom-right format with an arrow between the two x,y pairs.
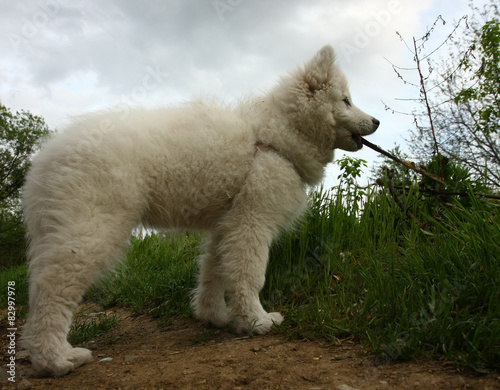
0,264 -> 29,320
1,186 -> 498,372
85,232 -> 200,323
263,186 -> 499,372
69,312 -> 118,345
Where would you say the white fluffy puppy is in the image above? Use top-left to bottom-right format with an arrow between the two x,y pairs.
21,45 -> 379,376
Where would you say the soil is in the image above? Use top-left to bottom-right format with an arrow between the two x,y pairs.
2,307 -> 499,390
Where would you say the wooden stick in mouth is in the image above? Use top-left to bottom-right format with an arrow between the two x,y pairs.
358,136 -> 447,186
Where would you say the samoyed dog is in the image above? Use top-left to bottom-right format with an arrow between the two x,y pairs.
21,45 -> 379,376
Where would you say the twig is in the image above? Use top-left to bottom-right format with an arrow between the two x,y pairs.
359,136 -> 447,186
232,336 -> 251,341
392,185 -> 500,200
386,171 -> 431,233
413,37 -> 444,183
293,234 -> 323,266
306,246 -> 323,265
360,137 -> 499,200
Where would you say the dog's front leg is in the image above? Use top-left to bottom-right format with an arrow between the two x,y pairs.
218,221 -> 282,334
211,151 -> 307,334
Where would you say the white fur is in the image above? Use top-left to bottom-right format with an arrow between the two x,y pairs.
21,45 -> 379,376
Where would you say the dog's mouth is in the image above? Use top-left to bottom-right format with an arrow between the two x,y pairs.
349,118 -> 380,150
351,134 -> 363,149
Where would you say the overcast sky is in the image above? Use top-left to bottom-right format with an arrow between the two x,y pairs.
0,0 -> 486,186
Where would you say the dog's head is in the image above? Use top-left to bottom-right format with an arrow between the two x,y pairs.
275,45 -> 379,154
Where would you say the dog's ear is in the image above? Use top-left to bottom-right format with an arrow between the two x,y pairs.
301,45 -> 336,96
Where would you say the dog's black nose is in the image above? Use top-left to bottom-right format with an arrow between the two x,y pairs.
372,118 -> 380,130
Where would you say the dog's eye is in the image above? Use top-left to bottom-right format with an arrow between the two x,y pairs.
343,97 -> 351,107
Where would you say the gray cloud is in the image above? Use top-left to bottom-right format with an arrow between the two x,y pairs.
4,0 -> 314,95
0,0 -> 483,185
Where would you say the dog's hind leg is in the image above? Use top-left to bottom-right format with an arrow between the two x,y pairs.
192,233 -> 230,327
21,214 -> 134,377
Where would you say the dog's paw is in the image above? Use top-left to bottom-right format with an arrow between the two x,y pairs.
30,347 -> 93,377
192,285 -> 231,327
193,302 -> 230,327
235,311 -> 284,335
68,347 -> 93,367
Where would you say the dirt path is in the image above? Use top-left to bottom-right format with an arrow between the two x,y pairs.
3,308 -> 500,390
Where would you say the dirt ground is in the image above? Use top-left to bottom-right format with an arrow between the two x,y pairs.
2,307 -> 499,390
